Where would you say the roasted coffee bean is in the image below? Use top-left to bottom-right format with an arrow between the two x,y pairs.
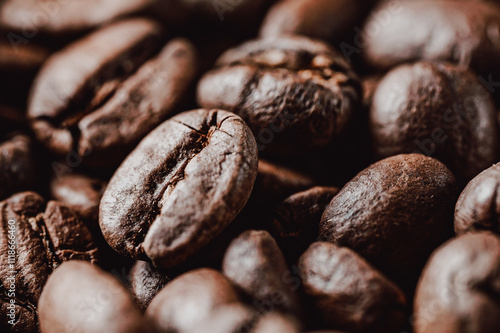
129,260 -> 173,312
38,260 -> 147,333
0,0 -> 156,36
0,192 -> 98,333
100,109 -> 258,268
363,1 -> 500,77
454,163 -> 500,235
243,159 -> 316,226
320,154 -> 457,289
369,61 -> 497,184
260,0 -> 366,43
254,159 -> 315,200
50,172 -> 106,224
145,268 -> 240,333
197,36 -> 361,154
222,230 -> 300,314
298,242 -> 407,333
0,134 -> 36,200
28,18 -> 199,167
272,186 -> 339,263
414,232 -> 500,333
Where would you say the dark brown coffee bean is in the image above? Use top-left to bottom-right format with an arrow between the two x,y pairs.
28,19 -> 199,167
319,154 -> 457,289
455,163 -> 500,235
50,172 -> 106,224
129,260 -> 173,312
272,186 -> 339,263
254,159 -> 316,202
38,260 -> 146,333
414,232 -> 500,333
222,230 -> 301,315
0,192 -> 98,333
0,0 -> 155,36
145,268 -> 240,333
370,62 -> 497,184
100,109 -> 258,268
298,242 -> 407,333
363,1 -> 500,77
0,134 -> 36,200
259,0 -> 366,43
242,159 -> 316,226
197,36 -> 361,154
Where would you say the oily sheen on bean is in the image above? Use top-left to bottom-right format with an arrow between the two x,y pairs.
100,109 -> 258,268
320,154 -> 457,289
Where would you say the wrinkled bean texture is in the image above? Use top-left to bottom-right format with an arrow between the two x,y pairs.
100,109 -> 258,268
0,192 -> 98,333
197,36 -> 361,154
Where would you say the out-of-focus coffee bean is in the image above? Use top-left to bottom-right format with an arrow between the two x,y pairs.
145,268 -> 240,333
28,19 -> 199,168
414,232 -> 500,333
0,134 -> 36,200
260,0 -> 367,43
49,172 -> 106,224
38,260 -> 147,333
0,192 -> 98,333
0,0 -> 156,36
272,186 -> 339,263
298,242 -> 407,333
128,260 -> 173,312
363,0 -> 500,79
222,230 -> 301,315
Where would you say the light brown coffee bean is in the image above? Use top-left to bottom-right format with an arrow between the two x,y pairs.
145,268 -> 240,333
38,260 -> 147,333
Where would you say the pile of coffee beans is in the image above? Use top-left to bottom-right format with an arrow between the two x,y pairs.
1,0 -> 500,332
